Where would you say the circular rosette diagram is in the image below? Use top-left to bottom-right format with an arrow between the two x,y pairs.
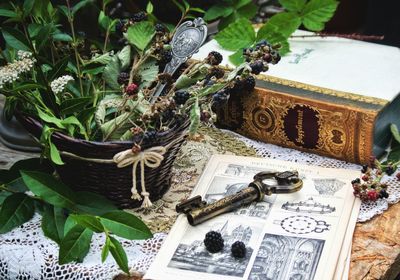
279,215 -> 330,234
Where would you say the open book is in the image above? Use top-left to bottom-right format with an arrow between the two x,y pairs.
145,155 -> 361,280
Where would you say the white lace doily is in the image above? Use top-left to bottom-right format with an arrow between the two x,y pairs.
0,214 -> 166,279
228,130 -> 400,222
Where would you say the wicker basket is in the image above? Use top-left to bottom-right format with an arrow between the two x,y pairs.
17,114 -> 188,208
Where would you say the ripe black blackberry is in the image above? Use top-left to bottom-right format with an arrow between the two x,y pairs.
204,231 -> 224,253
250,60 -> 264,75
115,19 -> 125,34
206,51 -> 223,66
143,130 -> 157,143
243,76 -> 256,91
361,165 -> 368,173
231,241 -> 246,258
159,49 -> 172,64
385,165 -> 395,176
130,11 -> 147,22
155,23 -> 167,33
351,178 -> 361,185
212,90 -> 229,105
379,189 -> 389,199
117,72 -> 130,85
174,90 -> 190,105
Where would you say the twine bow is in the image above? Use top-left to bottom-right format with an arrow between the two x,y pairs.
113,146 -> 166,208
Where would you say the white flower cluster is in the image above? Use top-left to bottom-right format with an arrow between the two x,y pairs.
50,75 -> 74,94
0,51 -> 36,89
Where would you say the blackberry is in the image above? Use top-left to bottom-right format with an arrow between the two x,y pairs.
143,130 -> 157,143
130,11 -> 147,22
117,72 -> 130,85
159,49 -> 172,64
200,110 -> 211,122
231,241 -> 246,258
203,79 -> 215,87
250,60 -> 264,75
270,51 -> 281,64
206,51 -> 223,66
125,83 -> 139,96
212,90 -> 229,105
204,231 -> 224,253
361,165 -> 368,173
243,76 -> 256,91
385,165 -> 395,176
155,23 -> 167,33
351,178 -> 361,185
206,67 -> 225,80
174,90 -> 190,105
115,19 -> 125,34
379,189 -> 389,199
231,77 -> 244,94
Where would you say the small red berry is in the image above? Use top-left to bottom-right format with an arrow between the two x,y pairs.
125,83 -> 139,96
367,190 -> 379,201
362,175 -> 369,181
396,173 -> 400,181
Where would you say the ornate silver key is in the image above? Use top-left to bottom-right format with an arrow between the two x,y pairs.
151,17 -> 208,103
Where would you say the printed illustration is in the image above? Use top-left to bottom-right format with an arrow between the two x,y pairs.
168,220 -> 259,277
249,233 -> 324,280
224,164 -> 268,177
276,215 -> 331,234
205,177 -> 276,220
313,178 -> 346,196
281,197 -> 336,214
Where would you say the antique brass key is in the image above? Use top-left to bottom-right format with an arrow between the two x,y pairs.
176,171 -> 303,226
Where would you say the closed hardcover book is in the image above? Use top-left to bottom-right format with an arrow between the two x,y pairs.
194,31 -> 400,164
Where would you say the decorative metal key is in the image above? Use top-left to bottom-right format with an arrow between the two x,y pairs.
150,17 -> 208,103
176,171 -> 303,226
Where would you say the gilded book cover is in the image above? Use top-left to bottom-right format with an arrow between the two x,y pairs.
216,78 -> 399,164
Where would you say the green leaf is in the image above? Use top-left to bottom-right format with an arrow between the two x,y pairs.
59,224 -> 93,264
388,145 -> 400,163
125,21 -> 155,51
101,236 -> 111,262
229,49 -> 244,65
117,45 -> 131,70
204,4 -> 233,21
49,141 -> 64,165
48,56 -> 70,80
103,55 -> 121,90
301,0 -> 338,31
146,1 -> 154,14
64,215 -> 77,236
214,18 -> 256,51
23,0 -> 35,18
259,12 -> 302,38
391,124 -> 400,144
0,193 -> 34,233
0,192 -> 11,204
236,0 -> 252,9
1,27 -> 31,51
279,0 -> 307,12
60,97 -> 92,115
74,191 -> 118,215
0,9 -> 18,18
109,236 -> 129,274
20,171 -> 76,209
189,98 -> 200,136
70,214 -> 104,233
35,24 -> 52,51
41,204 -> 66,244
52,33 -> 73,42
98,10 -> 112,31
236,2 -> 258,19
72,0 -> 92,16
99,210 -> 152,240
138,58 -> 159,89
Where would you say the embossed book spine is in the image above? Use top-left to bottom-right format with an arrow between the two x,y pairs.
216,78 -> 400,164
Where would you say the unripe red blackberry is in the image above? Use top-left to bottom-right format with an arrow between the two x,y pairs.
125,83 -> 139,96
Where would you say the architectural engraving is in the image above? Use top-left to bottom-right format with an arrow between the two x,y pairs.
249,234 -> 324,280
313,178 -> 346,196
282,197 -> 336,214
279,215 -> 331,234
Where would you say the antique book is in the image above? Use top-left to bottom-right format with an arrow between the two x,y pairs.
145,155 -> 361,280
193,31 -> 400,164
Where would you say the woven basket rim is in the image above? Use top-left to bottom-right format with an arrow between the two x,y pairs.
17,113 -> 188,149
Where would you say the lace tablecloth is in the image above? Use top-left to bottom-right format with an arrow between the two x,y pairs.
1,127 -> 399,279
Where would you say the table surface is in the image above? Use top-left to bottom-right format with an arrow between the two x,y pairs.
1,139 -> 399,280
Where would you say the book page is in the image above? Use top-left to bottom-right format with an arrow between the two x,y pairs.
145,155 -> 360,280
193,31 -> 400,101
